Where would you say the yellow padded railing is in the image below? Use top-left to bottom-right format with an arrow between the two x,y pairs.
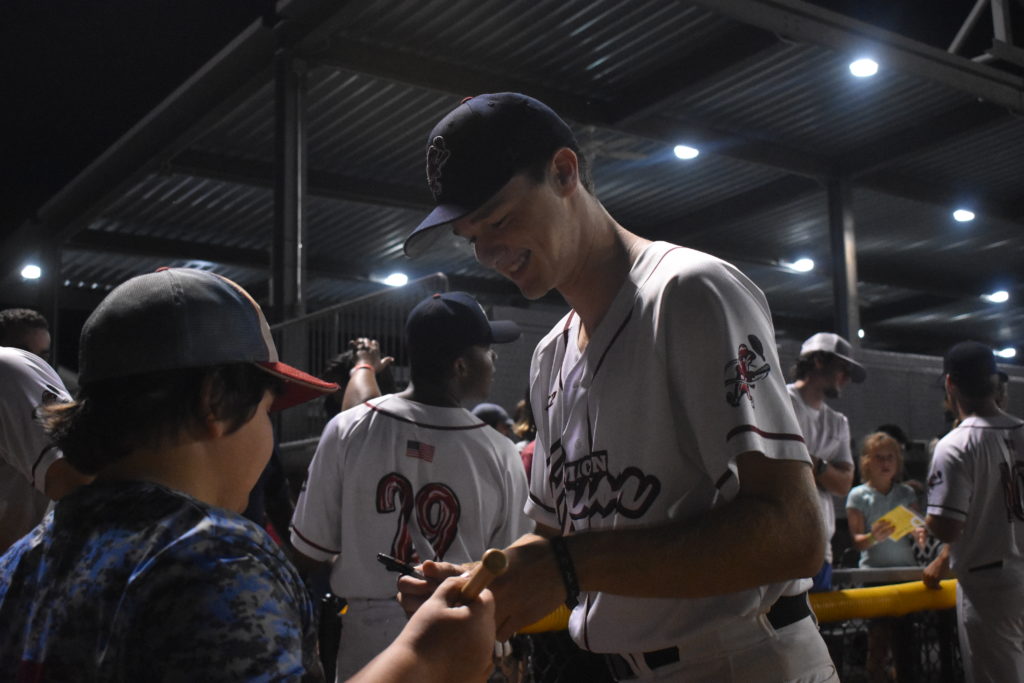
518,580 -> 958,633
810,579 -> 956,623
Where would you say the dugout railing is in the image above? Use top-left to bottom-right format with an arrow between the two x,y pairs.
504,568 -> 963,682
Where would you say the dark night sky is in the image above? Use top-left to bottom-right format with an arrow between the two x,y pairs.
1,0 -> 270,235
0,0 -> 989,239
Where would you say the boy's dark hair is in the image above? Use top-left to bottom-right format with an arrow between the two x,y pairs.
43,363 -> 280,474
0,308 -> 48,344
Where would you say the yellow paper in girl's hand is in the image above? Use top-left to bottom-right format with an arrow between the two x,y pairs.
877,505 -> 925,541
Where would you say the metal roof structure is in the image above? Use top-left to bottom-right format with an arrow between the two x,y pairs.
5,0 -> 1023,360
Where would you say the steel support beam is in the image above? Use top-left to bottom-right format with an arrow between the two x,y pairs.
168,150 -> 432,209
827,176 -> 860,344
689,0 -> 1024,113
949,0 -> 990,55
306,40 -> 829,178
272,46 -> 307,323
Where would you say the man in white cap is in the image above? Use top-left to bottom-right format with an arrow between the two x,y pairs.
788,332 -> 866,590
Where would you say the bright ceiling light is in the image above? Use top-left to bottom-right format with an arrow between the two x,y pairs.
983,290 -> 1010,303
383,272 -> 409,287
673,145 -> 699,160
995,347 -> 1017,359
857,329 -> 865,339
953,209 -> 975,222
849,58 -> 879,78
20,264 -> 41,280
789,258 -> 815,272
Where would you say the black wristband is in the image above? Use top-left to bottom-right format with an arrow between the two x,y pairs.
815,458 -> 828,477
550,536 -> 580,608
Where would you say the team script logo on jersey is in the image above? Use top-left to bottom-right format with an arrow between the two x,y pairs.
927,470 -> 943,490
426,136 -> 451,199
724,335 -> 771,407
546,442 -> 660,533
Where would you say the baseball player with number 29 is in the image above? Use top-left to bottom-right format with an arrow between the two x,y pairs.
925,341 -> 1024,683
398,93 -> 836,681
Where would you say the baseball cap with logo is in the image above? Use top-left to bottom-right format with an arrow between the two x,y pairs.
406,292 -> 520,363
78,268 -> 337,411
472,402 -> 515,430
799,332 -> 867,383
943,341 -> 998,381
404,92 -> 579,258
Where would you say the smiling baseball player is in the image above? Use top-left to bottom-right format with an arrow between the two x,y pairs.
399,93 -> 834,681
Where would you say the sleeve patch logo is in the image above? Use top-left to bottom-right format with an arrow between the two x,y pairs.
724,335 -> 771,407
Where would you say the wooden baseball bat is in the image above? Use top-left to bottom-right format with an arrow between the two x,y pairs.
460,548 -> 508,602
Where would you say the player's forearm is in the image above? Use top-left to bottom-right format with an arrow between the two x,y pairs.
815,459 -> 853,496
341,370 -> 382,411
563,461 -> 824,598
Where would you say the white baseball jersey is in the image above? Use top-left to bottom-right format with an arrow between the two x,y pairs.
787,384 -> 853,563
526,242 -> 813,656
0,347 -> 70,551
290,394 -> 531,598
927,413 -> 1024,682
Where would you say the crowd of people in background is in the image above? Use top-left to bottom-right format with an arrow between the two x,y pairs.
1,90 -> 1021,683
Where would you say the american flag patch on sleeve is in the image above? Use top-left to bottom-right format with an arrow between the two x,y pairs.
405,440 -> 435,463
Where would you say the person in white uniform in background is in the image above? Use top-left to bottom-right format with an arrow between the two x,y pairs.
398,92 -> 835,682
290,291 -> 531,682
925,341 -> 1024,683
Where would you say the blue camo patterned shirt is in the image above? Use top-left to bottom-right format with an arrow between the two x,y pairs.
0,480 -> 323,682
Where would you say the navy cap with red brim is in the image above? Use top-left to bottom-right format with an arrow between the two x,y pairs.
256,361 -> 338,412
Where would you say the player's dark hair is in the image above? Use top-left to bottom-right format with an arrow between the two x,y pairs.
950,373 -> 998,402
42,363 -> 280,474
408,345 -> 465,388
0,308 -> 49,344
523,145 -> 595,195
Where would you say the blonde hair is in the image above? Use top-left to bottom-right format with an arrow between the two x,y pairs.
860,432 -> 903,484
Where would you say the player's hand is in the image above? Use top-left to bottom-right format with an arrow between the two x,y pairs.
489,535 -> 570,641
397,560 -> 465,617
349,338 -> 394,373
922,556 -> 945,590
870,519 -> 895,543
355,576 -> 495,683
401,576 -> 496,682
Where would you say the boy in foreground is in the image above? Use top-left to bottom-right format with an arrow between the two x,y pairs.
0,268 -> 495,682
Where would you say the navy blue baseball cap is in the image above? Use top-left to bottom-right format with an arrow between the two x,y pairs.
79,268 -> 337,411
943,341 -> 997,381
406,292 -> 520,361
404,93 -> 578,258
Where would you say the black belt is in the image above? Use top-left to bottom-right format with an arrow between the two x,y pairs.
604,593 -> 811,680
605,647 -> 679,680
767,592 -> 812,629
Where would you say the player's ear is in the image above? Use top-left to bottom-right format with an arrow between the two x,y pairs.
550,147 -> 579,197
453,355 -> 469,378
197,374 -> 228,439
